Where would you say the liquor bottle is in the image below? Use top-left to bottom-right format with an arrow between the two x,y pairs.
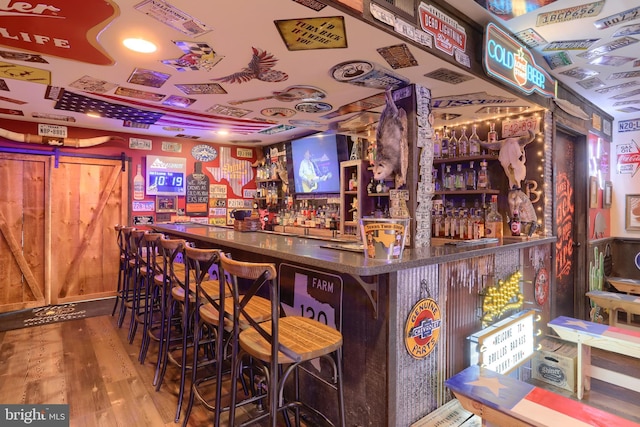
441,127 -> 450,158
133,163 -> 145,200
510,210 -> 522,236
488,122 -> 498,144
448,129 -> 458,158
454,164 -> 465,190
444,165 -> 454,190
469,124 -> 481,156
465,161 -> 477,190
458,128 -> 469,157
485,195 -> 503,239
477,160 -> 489,189
433,132 -> 442,159
367,177 -> 376,194
349,173 -> 357,191
475,209 -> 485,239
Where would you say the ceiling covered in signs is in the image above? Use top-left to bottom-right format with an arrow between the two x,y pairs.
0,0 -> 637,146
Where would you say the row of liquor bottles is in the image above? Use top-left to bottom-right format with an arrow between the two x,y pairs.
434,161 -> 491,191
433,123 -> 498,159
432,195 -> 525,239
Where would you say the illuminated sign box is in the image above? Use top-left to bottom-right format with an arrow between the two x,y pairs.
483,22 -> 556,98
468,310 -> 540,375
146,155 -> 187,196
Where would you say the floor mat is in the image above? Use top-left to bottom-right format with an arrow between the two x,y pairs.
0,298 -> 115,332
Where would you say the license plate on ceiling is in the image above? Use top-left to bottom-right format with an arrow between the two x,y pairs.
38,124 -> 67,138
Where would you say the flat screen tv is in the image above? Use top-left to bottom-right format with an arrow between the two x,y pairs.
288,132 -> 348,195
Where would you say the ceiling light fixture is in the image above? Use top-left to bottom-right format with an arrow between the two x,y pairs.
123,38 -> 157,53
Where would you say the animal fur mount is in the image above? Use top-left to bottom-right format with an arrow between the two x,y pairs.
508,188 -> 538,236
480,129 -> 536,189
0,127 -> 123,148
372,89 -> 408,188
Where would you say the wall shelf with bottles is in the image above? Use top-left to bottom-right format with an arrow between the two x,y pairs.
433,154 -> 498,164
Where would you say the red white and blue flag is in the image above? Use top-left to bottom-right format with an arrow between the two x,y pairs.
446,365 -> 639,426
53,90 -> 276,134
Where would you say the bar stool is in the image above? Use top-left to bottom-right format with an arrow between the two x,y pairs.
138,232 -> 164,364
115,226 -> 136,328
152,237 -> 186,387
219,252 -> 346,427
127,229 -> 148,343
181,247 -> 269,426
156,238 -> 200,422
111,225 -> 127,320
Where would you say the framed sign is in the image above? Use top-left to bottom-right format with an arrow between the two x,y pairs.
604,181 -> 612,208
589,176 -> 599,208
625,194 -> 640,230
156,195 -> 178,213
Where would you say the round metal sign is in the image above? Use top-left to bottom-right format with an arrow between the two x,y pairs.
404,297 -> 441,359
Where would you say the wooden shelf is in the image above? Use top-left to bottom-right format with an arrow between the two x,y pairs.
433,154 -> 498,164
434,189 -> 500,195
256,178 -> 281,183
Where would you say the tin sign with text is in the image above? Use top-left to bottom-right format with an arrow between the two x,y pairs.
418,3 -> 466,56
484,23 -> 556,98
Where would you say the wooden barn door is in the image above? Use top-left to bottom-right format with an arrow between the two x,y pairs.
0,153 -> 48,312
0,153 -> 128,313
51,157 -> 128,304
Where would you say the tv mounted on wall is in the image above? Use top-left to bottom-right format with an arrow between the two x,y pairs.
288,132 -> 348,195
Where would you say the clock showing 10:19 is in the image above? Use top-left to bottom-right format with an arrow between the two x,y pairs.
146,155 -> 187,196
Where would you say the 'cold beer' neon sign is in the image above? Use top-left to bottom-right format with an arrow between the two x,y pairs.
484,23 -> 555,98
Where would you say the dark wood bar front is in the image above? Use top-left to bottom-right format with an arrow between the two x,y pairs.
152,223 -> 556,426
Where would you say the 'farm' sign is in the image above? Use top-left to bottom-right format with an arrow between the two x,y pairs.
484,23 -> 556,98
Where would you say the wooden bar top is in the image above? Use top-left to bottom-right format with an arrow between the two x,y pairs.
151,223 -> 556,277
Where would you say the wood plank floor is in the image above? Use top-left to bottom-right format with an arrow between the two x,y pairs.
1,312 -> 640,426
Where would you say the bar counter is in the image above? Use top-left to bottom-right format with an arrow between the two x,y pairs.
152,222 -> 556,426
152,223 -> 555,276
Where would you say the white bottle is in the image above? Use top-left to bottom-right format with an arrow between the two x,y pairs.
133,164 -> 145,200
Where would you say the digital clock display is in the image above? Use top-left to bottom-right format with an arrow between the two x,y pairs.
147,171 -> 185,195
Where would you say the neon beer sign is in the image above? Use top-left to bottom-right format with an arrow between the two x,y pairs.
484,23 -> 555,97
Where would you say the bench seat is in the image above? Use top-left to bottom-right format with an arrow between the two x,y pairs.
445,365 -> 638,426
587,290 -> 640,330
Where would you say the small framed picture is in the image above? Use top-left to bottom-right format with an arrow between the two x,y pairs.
625,194 -> 640,231
156,195 -> 178,213
603,181 -> 612,209
589,176 -> 598,209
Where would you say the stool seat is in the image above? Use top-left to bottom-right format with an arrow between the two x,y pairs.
171,286 -> 195,303
240,316 -> 343,364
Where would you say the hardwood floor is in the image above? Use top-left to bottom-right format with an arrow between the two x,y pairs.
1,311 -> 639,426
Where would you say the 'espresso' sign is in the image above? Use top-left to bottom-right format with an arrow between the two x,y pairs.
484,23 -> 555,98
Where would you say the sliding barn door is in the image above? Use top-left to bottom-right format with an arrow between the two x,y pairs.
0,153 -> 48,312
0,153 -> 128,313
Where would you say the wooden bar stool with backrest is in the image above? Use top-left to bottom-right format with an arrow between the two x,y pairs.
155,238 -> 201,423
138,232 -> 165,364
153,237 -> 186,387
220,252 -> 346,427
181,247 -> 271,427
111,225 -> 127,320
115,226 -> 136,328
127,228 -> 149,343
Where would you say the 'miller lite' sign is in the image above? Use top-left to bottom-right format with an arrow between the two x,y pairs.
484,23 -> 556,98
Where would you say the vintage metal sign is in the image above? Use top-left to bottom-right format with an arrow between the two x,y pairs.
484,23 -> 556,97
418,3 -> 467,56
405,298 -> 441,359
0,0 -> 118,65
542,39 -> 599,51
274,16 -> 347,51
618,118 -> 640,133
616,140 -> 640,176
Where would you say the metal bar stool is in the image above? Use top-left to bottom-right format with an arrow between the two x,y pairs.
111,225 -> 127,320
113,226 -> 136,327
127,229 -> 148,343
181,248 -> 270,426
138,232 -> 165,364
219,252 -> 346,427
